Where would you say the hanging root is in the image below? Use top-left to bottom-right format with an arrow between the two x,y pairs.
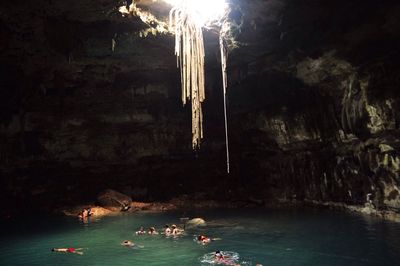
220,33 -> 230,173
170,6 -> 205,149
169,2 -> 231,173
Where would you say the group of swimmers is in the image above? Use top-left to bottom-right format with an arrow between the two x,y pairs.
135,224 -> 183,236
51,220 -> 262,266
135,226 -> 158,235
119,224 -> 185,250
128,224 -> 183,242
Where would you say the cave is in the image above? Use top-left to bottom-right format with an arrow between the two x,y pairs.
1,0 -> 400,265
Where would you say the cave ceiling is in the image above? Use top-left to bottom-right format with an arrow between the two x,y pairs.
2,0 -> 398,80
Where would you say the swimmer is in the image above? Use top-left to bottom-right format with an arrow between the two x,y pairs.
197,235 -> 221,245
214,251 -> 240,266
135,226 -> 146,235
171,224 -> 183,235
121,240 -> 135,247
215,250 -> 224,260
121,240 -> 144,249
148,227 -> 159,235
197,235 -> 211,244
78,209 -> 88,219
51,248 -> 83,255
164,224 -> 171,236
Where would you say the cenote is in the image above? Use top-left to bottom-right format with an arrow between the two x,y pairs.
1,0 -> 400,265
1,209 -> 400,266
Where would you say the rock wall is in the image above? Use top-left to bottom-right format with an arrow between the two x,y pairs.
226,50 -> 400,213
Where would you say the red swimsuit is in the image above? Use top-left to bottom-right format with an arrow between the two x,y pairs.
67,248 -> 75,253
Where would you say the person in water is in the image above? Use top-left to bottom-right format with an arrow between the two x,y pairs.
78,209 -> 88,219
197,235 -> 211,244
197,235 -> 221,244
121,240 -> 144,249
51,248 -> 83,255
148,227 -> 159,235
135,226 -> 146,235
121,240 -> 135,247
78,208 -> 94,220
171,224 -> 183,235
164,224 -> 171,235
215,250 -> 224,260
214,251 -> 240,266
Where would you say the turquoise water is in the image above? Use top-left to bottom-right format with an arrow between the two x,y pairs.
1,209 -> 400,266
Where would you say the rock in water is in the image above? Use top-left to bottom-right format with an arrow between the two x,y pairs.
97,189 -> 132,211
186,218 -> 206,228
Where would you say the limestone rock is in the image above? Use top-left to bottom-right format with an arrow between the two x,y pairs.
185,218 -> 207,228
61,206 -> 113,217
97,189 -> 132,211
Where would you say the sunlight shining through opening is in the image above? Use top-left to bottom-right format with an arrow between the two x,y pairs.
164,0 -> 228,26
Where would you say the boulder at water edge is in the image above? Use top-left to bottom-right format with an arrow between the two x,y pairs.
97,189 -> 132,211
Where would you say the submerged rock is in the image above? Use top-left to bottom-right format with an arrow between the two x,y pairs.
186,218 -> 207,228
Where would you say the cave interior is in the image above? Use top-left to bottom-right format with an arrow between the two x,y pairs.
0,0 -> 400,217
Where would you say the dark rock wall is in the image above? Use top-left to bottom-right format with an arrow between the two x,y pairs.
0,0 -> 399,214
215,0 -> 400,213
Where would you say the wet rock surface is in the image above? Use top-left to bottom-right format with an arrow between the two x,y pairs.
0,0 -> 399,220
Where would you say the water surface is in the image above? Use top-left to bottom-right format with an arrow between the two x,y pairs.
1,209 -> 399,266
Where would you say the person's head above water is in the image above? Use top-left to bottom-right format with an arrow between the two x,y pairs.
51,248 -> 55,252
215,251 -> 223,258
171,224 -> 176,229
165,224 -> 169,228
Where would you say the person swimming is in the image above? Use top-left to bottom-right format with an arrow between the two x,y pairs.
148,227 -> 159,235
196,235 -> 221,245
121,240 -> 135,247
78,209 -> 88,219
171,224 -> 183,235
214,251 -> 241,266
197,235 -> 211,244
164,224 -> 171,236
135,227 -> 146,235
121,240 -> 144,249
51,248 -> 83,255
78,208 -> 94,220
